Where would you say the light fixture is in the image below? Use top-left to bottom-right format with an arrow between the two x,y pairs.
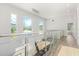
49,17 -> 54,22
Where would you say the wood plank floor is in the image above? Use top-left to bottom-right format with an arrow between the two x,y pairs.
49,34 -> 79,56
58,45 -> 79,56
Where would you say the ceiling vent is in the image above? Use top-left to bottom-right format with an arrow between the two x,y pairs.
32,8 -> 39,14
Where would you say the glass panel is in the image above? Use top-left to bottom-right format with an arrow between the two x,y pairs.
44,30 -> 64,56
26,33 -> 47,56
0,30 -> 64,56
0,34 -> 26,56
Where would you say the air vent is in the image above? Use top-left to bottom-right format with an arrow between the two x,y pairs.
32,8 -> 39,14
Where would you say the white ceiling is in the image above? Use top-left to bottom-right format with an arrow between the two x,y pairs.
10,3 -> 77,19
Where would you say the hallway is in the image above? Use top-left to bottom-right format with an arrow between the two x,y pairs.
62,34 -> 78,47
51,34 -> 79,56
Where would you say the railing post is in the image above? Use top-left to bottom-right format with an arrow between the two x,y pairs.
25,33 -> 27,56
44,31 -> 47,56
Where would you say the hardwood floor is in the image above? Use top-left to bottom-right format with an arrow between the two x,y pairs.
62,34 -> 78,48
49,34 -> 79,56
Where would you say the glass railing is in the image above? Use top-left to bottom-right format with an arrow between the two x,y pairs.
0,30 -> 64,56
0,33 -> 26,56
44,30 -> 64,56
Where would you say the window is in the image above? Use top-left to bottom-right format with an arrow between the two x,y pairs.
11,14 -> 17,33
38,20 -> 44,34
23,16 -> 32,33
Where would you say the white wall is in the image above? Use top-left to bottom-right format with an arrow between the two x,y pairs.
77,4 -> 79,46
46,16 -> 64,30
0,4 -> 45,34
46,4 -> 77,43
0,4 -> 45,56
63,4 -> 77,38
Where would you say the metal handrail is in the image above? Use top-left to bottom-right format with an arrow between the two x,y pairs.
0,30 -> 64,56
47,29 -> 64,31
0,30 -> 64,37
0,33 -> 44,38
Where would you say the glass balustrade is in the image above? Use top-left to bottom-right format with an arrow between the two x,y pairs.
44,30 -> 64,56
0,33 -> 26,56
0,30 -> 64,56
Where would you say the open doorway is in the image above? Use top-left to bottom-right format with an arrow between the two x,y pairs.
67,23 -> 73,34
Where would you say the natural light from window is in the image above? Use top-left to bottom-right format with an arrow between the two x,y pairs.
11,14 -> 17,34
23,16 -> 32,34
38,20 -> 44,34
